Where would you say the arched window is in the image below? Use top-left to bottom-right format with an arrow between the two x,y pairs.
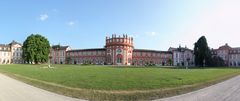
117,54 -> 122,63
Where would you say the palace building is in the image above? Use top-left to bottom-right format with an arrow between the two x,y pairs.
132,49 -> 172,66
2,35 -> 239,67
66,48 -> 106,65
211,43 -> 240,67
0,40 -> 23,64
0,44 -> 11,64
168,46 -> 194,67
105,34 -> 134,65
50,34 -> 173,66
50,45 -> 71,64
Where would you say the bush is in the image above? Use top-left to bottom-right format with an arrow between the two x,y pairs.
208,56 -> 225,67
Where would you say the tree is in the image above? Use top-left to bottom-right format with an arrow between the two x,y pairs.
66,56 -> 72,64
194,36 -> 211,67
209,56 -> 225,67
168,58 -> 173,66
22,34 -> 50,64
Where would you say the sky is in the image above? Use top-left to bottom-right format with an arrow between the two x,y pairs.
0,0 -> 240,50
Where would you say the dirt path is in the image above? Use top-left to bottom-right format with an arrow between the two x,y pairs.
154,75 -> 240,101
0,74 -> 87,101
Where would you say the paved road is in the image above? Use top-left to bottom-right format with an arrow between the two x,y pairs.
154,75 -> 240,101
0,74 -> 86,101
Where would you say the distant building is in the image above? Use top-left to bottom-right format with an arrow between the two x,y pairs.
132,49 -> 172,66
66,48 -> 106,65
168,46 -> 194,66
9,40 -> 23,64
229,48 -> 240,67
1,36 -> 240,67
212,43 -> 240,67
51,34 -> 172,66
50,45 -> 71,64
105,34 -> 134,65
0,44 -> 11,64
0,40 -> 23,64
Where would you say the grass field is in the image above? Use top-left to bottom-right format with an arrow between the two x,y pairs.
0,64 -> 239,100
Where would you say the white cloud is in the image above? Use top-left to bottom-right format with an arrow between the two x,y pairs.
39,14 -> 48,21
67,21 -> 75,26
52,9 -> 58,13
145,32 -> 158,36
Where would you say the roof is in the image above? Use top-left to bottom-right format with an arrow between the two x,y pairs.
9,40 -> 22,46
51,45 -> 69,50
133,49 -> 172,54
0,44 -> 10,47
211,49 -> 218,52
230,47 -> 240,50
0,44 -> 11,51
168,47 -> 193,52
168,47 -> 177,51
218,43 -> 231,50
67,48 -> 106,52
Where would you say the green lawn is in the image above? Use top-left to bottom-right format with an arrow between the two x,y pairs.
0,64 -> 239,100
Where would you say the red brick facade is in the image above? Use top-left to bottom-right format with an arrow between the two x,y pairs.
132,49 -> 172,66
105,34 -> 133,65
51,34 -> 173,66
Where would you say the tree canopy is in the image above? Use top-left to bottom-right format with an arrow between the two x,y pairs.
194,36 -> 211,67
22,34 -> 50,64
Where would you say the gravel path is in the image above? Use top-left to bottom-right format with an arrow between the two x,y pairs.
154,75 -> 240,101
0,74 -> 87,101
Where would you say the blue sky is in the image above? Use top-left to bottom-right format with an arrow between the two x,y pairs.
0,0 -> 240,50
